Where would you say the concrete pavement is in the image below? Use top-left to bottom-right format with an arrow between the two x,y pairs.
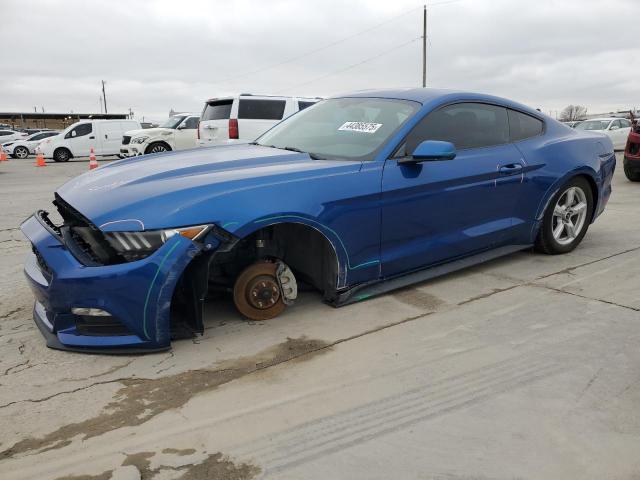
0,154 -> 638,479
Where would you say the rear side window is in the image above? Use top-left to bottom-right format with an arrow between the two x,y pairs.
238,99 -> 286,120
508,110 -> 544,141
298,101 -> 316,111
403,102 -> 509,153
31,133 -> 46,140
202,100 -> 232,121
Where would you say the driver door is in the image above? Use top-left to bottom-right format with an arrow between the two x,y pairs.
66,123 -> 94,156
174,116 -> 199,150
380,102 -> 524,277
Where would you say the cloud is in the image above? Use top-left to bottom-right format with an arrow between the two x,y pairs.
1,0 -> 638,121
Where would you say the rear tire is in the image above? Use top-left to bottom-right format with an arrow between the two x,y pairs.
624,163 -> 640,182
53,148 -> 71,162
535,177 -> 593,255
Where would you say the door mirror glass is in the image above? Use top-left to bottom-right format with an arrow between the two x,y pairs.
406,140 -> 456,162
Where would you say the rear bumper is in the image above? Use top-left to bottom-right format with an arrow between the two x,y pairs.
197,139 -> 244,147
624,155 -> 640,172
20,213 -> 201,353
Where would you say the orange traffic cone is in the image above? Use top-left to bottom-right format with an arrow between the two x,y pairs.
35,149 -> 46,167
0,146 -> 7,162
88,147 -> 98,170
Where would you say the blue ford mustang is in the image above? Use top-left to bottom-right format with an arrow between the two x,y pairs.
21,89 -> 616,352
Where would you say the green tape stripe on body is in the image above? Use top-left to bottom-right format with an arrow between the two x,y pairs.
254,215 -> 379,271
142,240 -> 181,340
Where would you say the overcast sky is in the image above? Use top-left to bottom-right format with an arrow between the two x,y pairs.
1,0 -> 638,121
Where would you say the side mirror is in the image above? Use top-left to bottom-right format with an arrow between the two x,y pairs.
401,140 -> 456,163
610,125 -> 619,131
71,130 -> 77,137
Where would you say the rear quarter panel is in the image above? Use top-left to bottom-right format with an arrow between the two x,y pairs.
513,123 -> 614,243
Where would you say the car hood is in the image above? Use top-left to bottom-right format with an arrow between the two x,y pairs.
56,144 -> 362,231
125,127 -> 173,138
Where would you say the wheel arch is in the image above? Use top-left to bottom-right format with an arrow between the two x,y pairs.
145,140 -> 172,154
231,218 -> 347,293
534,167 -> 600,223
53,146 -> 73,160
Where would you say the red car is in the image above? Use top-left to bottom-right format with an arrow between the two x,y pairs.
624,121 -> 640,181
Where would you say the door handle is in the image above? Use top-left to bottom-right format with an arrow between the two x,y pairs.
105,134 -> 108,139
89,136 -> 95,139
498,163 -> 523,175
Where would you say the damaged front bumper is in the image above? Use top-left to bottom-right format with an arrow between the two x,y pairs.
20,211 -> 217,353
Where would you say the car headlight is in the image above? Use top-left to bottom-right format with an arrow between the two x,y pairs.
104,225 -> 211,262
131,136 -> 149,144
2,142 -> 14,147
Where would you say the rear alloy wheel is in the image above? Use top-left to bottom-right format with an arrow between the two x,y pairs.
233,261 -> 287,321
145,142 -> 171,155
14,146 -> 29,159
535,177 -> 593,254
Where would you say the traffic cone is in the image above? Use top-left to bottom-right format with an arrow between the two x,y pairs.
88,147 -> 98,170
35,149 -> 46,167
0,146 -> 7,162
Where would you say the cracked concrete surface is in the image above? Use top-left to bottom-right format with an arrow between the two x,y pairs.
0,156 -> 639,479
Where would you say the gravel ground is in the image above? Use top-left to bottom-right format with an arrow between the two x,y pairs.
0,153 -> 639,480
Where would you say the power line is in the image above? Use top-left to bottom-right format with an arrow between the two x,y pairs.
276,36 -> 422,93
214,6 -> 422,85
426,0 -> 464,7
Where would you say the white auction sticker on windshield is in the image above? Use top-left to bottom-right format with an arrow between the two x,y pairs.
338,121 -> 383,133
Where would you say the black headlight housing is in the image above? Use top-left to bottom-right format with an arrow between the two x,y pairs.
104,225 -> 211,262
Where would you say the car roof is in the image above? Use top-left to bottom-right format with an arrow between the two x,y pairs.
585,117 -> 618,121
332,88 -> 544,117
204,94 -> 321,103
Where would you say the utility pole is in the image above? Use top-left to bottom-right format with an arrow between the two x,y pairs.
422,5 -> 427,88
102,80 -> 108,114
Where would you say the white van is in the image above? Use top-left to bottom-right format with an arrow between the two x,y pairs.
39,119 -> 141,162
197,94 -> 320,147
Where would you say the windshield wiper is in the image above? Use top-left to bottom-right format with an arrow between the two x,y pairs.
254,143 -> 325,159
282,146 -> 325,160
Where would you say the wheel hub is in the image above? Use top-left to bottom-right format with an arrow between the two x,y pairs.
247,275 -> 280,309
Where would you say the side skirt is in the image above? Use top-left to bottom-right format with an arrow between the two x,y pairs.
329,244 -> 532,307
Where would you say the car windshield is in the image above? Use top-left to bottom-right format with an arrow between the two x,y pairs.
575,120 -> 610,131
160,116 -> 186,129
256,97 -> 420,160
